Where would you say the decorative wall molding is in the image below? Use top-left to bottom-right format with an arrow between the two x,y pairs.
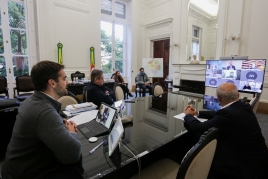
181,67 -> 206,71
147,33 -> 171,40
53,2 -> 90,13
145,17 -> 173,29
189,2 -> 216,23
148,0 -> 172,9
63,0 -> 90,6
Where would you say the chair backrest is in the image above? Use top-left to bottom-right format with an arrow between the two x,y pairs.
71,71 -> 85,81
57,95 -> 79,111
177,127 -> 219,179
82,86 -> 88,102
0,99 -> 20,159
152,82 -> 163,98
249,93 -> 261,114
0,76 -> 8,96
114,83 -> 124,101
15,75 -> 34,92
68,91 -> 81,103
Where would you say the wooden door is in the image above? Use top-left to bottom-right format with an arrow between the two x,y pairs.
153,39 -> 170,85
151,39 -> 170,113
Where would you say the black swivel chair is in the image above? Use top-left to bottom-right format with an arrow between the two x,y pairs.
13,75 -> 34,101
0,99 -> 20,159
0,76 -> 9,99
82,86 -> 88,102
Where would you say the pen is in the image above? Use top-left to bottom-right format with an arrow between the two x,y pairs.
89,141 -> 104,155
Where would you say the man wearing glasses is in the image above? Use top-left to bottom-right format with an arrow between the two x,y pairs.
87,69 -> 115,108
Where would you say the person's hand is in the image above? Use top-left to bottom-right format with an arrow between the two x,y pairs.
105,90 -> 110,95
184,105 -> 198,116
65,120 -> 77,133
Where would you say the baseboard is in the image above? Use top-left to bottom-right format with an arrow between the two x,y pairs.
257,102 -> 268,114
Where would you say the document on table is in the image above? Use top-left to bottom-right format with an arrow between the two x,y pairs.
174,113 -> 208,122
68,110 -> 98,125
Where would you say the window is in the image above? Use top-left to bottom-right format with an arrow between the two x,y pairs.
0,0 -> 29,78
101,0 -> 127,76
115,2 -> 125,19
101,21 -> 126,75
191,26 -> 201,61
101,0 -> 112,15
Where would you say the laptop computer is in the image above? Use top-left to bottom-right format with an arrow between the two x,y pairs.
78,103 -> 117,138
108,118 -> 124,156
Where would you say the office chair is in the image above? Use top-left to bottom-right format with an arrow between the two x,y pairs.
130,127 -> 219,179
82,86 -> 88,102
71,71 -> 85,82
57,91 -> 81,111
113,83 -> 124,101
0,76 -> 9,99
152,82 -> 164,98
13,75 -> 34,101
111,73 -> 129,99
249,93 -> 261,114
135,83 -> 152,98
0,99 -> 20,159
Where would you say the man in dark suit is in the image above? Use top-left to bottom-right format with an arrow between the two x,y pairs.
227,61 -> 236,70
184,82 -> 268,179
87,69 -> 115,108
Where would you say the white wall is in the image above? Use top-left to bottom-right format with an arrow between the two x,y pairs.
35,0 -> 96,80
32,0 -> 268,102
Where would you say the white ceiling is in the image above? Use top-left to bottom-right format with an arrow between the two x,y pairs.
190,0 -> 219,16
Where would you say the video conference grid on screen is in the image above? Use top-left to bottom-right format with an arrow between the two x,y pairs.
205,59 -> 266,93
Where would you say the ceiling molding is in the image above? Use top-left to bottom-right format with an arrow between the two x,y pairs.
189,2 -> 217,23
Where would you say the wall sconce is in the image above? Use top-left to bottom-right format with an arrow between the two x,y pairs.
225,33 -> 240,41
173,43 -> 179,48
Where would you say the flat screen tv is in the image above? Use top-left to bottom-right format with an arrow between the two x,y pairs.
205,59 -> 266,93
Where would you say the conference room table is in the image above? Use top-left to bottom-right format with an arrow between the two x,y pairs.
76,91 -> 208,179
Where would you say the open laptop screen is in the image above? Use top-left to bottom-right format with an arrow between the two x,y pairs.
96,103 -> 116,129
108,118 -> 124,156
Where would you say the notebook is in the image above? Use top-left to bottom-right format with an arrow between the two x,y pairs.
77,103 -> 117,138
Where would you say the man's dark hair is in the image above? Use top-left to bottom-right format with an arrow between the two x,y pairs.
31,61 -> 64,91
140,67 -> 144,71
91,69 -> 103,82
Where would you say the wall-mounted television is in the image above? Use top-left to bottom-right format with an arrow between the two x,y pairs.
205,59 -> 266,93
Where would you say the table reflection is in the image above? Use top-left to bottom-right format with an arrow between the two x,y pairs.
79,92 -> 206,178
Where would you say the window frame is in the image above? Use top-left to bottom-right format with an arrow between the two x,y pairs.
100,0 -> 128,77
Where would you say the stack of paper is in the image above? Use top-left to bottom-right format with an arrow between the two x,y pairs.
64,102 -> 97,116
174,113 -> 208,122
68,110 -> 98,125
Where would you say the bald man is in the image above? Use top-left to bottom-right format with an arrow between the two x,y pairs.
184,83 -> 268,179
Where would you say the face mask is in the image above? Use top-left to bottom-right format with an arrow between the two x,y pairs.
140,72 -> 144,75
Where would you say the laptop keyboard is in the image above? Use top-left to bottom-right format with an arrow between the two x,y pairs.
86,120 -> 107,134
